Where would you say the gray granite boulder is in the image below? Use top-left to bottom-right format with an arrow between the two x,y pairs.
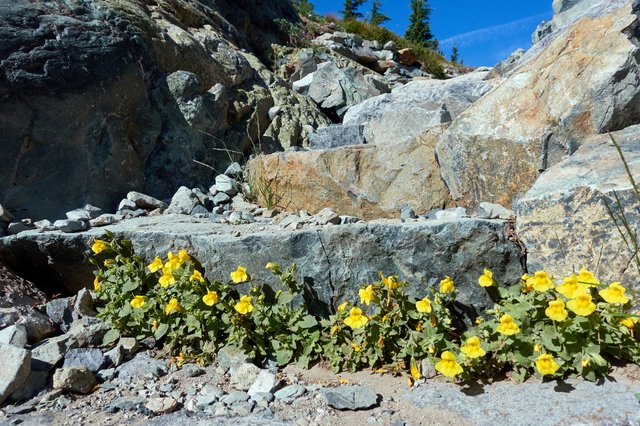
308,125 -> 365,150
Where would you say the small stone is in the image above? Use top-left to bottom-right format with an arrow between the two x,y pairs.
274,384 -> 306,402
262,209 -> 280,218
434,207 -> 468,220
63,348 -> 107,373
181,364 -> 205,378
67,317 -> 110,347
9,370 -> 48,402
224,162 -> 244,178
315,208 -> 340,225
34,219 -> 55,231
400,206 -> 417,222
166,186 -> 201,215
115,352 -> 166,382
0,343 -> 31,404
146,396 -> 178,414
89,213 -> 122,227
217,345 -> 250,373
74,288 -> 96,317
0,306 -> 56,343
212,192 -> 231,205
83,204 -> 104,218
420,358 -> 437,379
321,385 -> 379,410
45,297 -> 75,331
0,325 -> 28,348
65,209 -> 93,222
53,367 -> 97,394
340,215 -> 361,224
53,219 -> 87,233
118,337 -> 140,357
221,390 -> 250,405
215,175 -> 238,195
196,384 -> 225,408
97,368 -> 116,382
231,400 -> 255,416
252,392 -> 274,408
118,199 -> 137,211
106,396 -> 146,413
7,221 -> 33,235
229,211 -> 243,224
268,106 -> 282,120
31,334 -> 78,372
230,363 -> 262,391
0,204 -> 14,224
125,209 -> 148,218
240,211 -> 255,223
190,205 -> 210,216
383,40 -> 396,50
231,194 -> 257,212
248,370 -> 279,397
127,191 -> 168,210
477,202 -> 515,220
104,345 -> 124,368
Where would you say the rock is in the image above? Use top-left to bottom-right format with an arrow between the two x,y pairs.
344,72 -> 493,147
400,206 -> 417,222
397,48 -> 418,66
0,325 -> 28,348
420,358 -> 437,379
248,370 -> 279,397
435,207 -> 469,221
53,220 -> 88,233
34,219 -> 55,231
53,367 -> 97,394
105,346 -> 125,368
274,384 -> 306,402
340,215 -> 361,225
0,344 -> 30,404
31,334 -> 79,371
44,297 -> 76,332
292,72 -> 315,93
231,195 -> 257,213
166,71 -> 201,100
127,192 -> 168,211
89,214 -> 122,227
437,3 -> 640,208
67,317 -> 110,348
117,337 -> 140,358
0,204 -> 13,224
315,208 -> 341,225
230,363 -> 262,391
212,192 -> 231,205
9,370 -> 48,402
196,384 -> 225,409
262,209 -> 280,218
321,385 -> 379,410
115,352 -> 166,382
118,199 -> 137,212
190,205 -> 210,217
477,203 -> 515,220
0,305 -> 55,343
221,390 -> 251,405
63,348 -> 107,373
74,288 -> 96,317
65,209 -> 92,222
106,396 -> 147,413
0,263 -> 47,309
215,175 -> 239,196
486,48 -> 525,78
383,40 -> 397,50
246,127 -> 453,219
217,345 -> 250,373
308,125 -> 366,150
224,162 -> 244,178
7,221 -> 33,235
231,400 -> 255,416
166,187 -> 201,215
516,126 -> 640,286
146,397 -> 178,414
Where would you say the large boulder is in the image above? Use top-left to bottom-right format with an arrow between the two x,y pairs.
0,215 -> 524,318
516,126 -> 640,287
246,127 -> 453,219
343,71 -> 494,146
437,2 -> 640,208
0,0 -> 304,220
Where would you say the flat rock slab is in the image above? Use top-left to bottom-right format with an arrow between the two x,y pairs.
0,215 -> 524,317
321,385 -> 379,410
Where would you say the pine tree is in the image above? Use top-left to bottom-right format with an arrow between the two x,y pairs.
450,43 -> 460,64
370,0 -> 390,26
342,0 -> 367,20
405,0 -> 438,50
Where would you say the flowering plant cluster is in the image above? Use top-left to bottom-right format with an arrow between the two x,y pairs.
90,234 -> 640,383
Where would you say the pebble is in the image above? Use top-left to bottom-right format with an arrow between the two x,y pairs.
53,219 -> 87,233
321,385 -> 379,410
221,390 -> 250,405
145,396 -> 178,414
274,384 -> 306,402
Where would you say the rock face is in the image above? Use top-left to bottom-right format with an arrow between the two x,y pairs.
437,2 -> 640,208
246,127 -> 453,219
0,261 -> 47,307
0,343 -> 31,404
344,71 -> 493,146
0,215 -> 524,317
516,126 -> 640,286
0,0 -> 318,220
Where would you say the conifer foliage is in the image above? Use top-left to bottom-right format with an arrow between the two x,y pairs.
405,0 -> 438,50
370,0 -> 390,26
342,0 -> 367,20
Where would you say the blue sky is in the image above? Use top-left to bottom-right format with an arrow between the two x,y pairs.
308,1 -> 553,67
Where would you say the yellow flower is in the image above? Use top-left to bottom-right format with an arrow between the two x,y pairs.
416,297 -> 432,313
567,292 -> 596,316
358,285 -> 376,306
535,353 -> 560,376
439,276 -> 455,294
545,299 -> 568,322
416,322 -> 423,332
178,250 -> 190,263
91,239 -> 109,254
410,360 -> 422,380
330,325 -> 340,335
428,346 -> 435,354
165,298 -> 183,315
159,268 -> 176,288
531,270 -> 554,292
475,317 -> 484,325
534,344 -> 542,352
103,259 -> 115,267
344,307 -> 369,329
337,301 -> 348,312
230,266 -> 250,284
234,295 -> 253,315
496,314 -> 520,335
460,336 -> 486,359
577,267 -> 600,286
265,262 -> 280,272
152,320 -> 159,331
435,351 -> 463,379
380,273 -> 399,289
521,274 -> 534,294
93,277 -> 101,292
130,295 -> 146,309
202,290 -> 219,306
350,342 -> 362,352
599,282 -> 629,304
165,252 -> 181,272
148,256 -> 163,273
190,270 -> 205,283
581,358 -> 590,367
556,275 -> 588,299
478,269 -> 495,287
620,317 -> 636,329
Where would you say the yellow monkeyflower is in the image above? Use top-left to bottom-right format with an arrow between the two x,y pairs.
152,320 -> 159,331
148,256 -> 163,273
416,297 -> 432,313
478,269 -> 495,287
230,266 -> 250,283
190,270 -> 205,283
159,267 -> 176,288
581,358 -> 590,367
460,336 -> 486,359
556,275 -> 588,299
545,299 -> 569,322
350,342 -> 362,352
534,343 -> 542,352
380,273 -> 400,289
330,325 -> 340,335
178,250 -> 190,263
435,351 -> 463,379
130,295 -> 146,309
91,239 -> 109,254
359,285 -> 376,306
235,295 -> 253,315
344,307 -> 369,329
93,277 -> 101,292
599,282 -> 629,304
103,259 -> 116,267
439,276 -> 455,294
536,353 -> 560,376
337,301 -> 348,312
577,267 -> 600,286
496,314 -> 520,335
416,322 -> 423,332
475,317 -> 484,325
620,317 -> 636,329
567,292 -> 596,316
531,270 -> 554,292
521,273 -> 534,293
410,359 -> 422,380
165,298 -> 183,315
202,290 -> 219,306
165,252 -> 182,271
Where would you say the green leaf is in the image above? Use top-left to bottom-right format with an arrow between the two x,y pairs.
298,315 -> 318,329
276,348 -> 293,365
122,280 -> 138,293
155,323 -> 169,340
102,329 -> 120,346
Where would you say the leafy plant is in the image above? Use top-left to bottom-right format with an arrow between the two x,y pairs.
244,164 -> 289,210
